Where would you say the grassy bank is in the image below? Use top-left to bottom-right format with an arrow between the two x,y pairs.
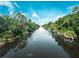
0,12 -> 39,48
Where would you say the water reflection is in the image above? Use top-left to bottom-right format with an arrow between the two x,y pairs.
0,33 -> 31,57
53,33 -> 79,58
15,27 -> 69,58
0,45 -> 9,57
14,40 -> 27,52
0,27 -> 72,58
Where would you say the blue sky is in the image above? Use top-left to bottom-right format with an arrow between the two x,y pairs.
0,1 -> 79,25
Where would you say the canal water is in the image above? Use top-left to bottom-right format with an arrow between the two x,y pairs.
1,27 -> 70,58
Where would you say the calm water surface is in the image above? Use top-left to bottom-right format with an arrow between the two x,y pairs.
1,27 -> 70,58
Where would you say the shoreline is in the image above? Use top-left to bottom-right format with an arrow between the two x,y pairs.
0,26 -> 40,49
0,30 -> 34,50
51,29 -> 77,43
51,30 -> 79,58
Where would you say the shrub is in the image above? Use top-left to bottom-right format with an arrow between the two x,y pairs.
64,30 -> 77,40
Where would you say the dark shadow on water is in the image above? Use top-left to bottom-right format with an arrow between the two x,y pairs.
0,33 -> 31,57
52,33 -> 79,58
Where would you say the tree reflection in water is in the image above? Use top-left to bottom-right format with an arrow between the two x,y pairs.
53,33 -> 79,58
0,33 -> 31,57
14,39 -> 28,52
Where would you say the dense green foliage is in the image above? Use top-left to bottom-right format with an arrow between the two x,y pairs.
43,6 -> 79,40
0,12 -> 39,42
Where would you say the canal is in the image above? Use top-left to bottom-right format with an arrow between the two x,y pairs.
1,27 -> 70,58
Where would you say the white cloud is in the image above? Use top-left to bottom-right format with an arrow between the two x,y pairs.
0,1 -> 13,8
38,14 -> 66,25
30,11 -> 66,25
20,11 -> 26,16
32,12 -> 39,18
68,6 -> 74,10
28,6 -> 67,25
13,2 -> 20,9
0,14 -> 2,16
0,1 -> 14,15
67,5 -> 75,13
53,14 -> 66,22
67,5 -> 79,13
29,8 -> 40,18
36,17 -> 52,25
68,5 -> 79,10
13,2 -> 26,17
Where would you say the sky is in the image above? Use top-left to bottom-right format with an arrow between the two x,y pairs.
0,1 -> 79,25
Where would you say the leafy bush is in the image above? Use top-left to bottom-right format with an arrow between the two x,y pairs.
0,12 -> 39,42
12,28 -> 23,37
64,30 -> 77,39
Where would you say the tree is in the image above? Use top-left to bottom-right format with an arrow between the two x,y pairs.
72,6 -> 79,13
